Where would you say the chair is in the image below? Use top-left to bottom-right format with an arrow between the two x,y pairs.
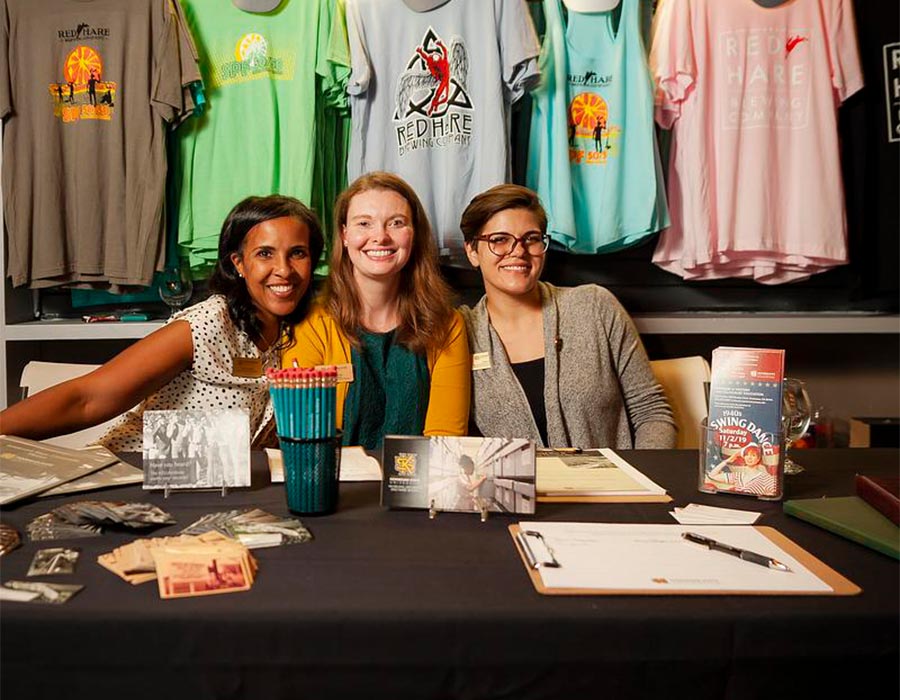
650,356 -> 711,449
18,361 -> 121,449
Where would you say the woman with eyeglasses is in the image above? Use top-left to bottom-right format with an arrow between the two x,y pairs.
283,172 -> 470,450
459,184 -> 675,449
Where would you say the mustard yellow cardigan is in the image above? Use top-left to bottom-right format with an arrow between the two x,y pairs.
282,305 -> 471,437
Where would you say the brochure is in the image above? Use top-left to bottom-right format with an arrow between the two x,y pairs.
701,347 -> 785,499
0,435 -> 117,506
536,449 -> 667,497
382,436 -> 536,514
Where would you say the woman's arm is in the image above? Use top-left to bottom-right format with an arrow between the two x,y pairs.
0,321 -> 193,440
594,288 -> 677,449
424,311 -> 471,436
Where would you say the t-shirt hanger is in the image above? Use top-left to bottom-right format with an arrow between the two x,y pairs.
402,0 -> 452,10
563,0 -> 621,12
232,0 -> 281,13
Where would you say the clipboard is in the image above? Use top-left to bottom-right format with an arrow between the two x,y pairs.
509,524 -> 860,596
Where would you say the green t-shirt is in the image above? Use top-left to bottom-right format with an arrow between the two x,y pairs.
175,0 -> 347,273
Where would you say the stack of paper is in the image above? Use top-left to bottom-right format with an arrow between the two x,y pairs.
671,504 -> 762,525
536,449 -> 667,497
0,436 -> 118,505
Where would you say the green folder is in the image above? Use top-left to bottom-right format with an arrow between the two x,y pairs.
784,496 -> 900,560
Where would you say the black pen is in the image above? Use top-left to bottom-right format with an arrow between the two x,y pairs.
682,532 -> 792,572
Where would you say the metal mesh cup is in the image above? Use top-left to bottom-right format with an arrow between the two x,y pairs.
278,434 -> 342,515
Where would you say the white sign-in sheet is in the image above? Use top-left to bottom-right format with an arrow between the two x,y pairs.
518,523 -> 833,593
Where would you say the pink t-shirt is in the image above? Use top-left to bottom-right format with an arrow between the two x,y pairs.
650,0 -> 863,284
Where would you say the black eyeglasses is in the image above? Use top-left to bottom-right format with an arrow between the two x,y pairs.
474,232 -> 550,257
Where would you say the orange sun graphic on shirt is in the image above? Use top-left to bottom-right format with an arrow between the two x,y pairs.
64,46 -> 103,84
570,92 -> 608,130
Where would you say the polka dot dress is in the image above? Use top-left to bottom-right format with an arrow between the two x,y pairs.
99,295 -> 279,453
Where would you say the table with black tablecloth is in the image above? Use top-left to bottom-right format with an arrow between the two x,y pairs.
1,449 -> 897,700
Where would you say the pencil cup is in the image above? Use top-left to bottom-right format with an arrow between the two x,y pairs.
279,433 -> 342,515
698,418 -> 784,501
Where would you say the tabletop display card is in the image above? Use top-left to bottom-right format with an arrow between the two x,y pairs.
702,347 -> 785,499
382,436 -> 536,515
142,410 -> 250,490
0,435 -> 118,506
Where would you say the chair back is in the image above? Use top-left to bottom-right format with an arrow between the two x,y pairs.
19,361 -> 119,449
649,356 -> 711,449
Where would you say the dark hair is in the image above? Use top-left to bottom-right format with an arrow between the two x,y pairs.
458,455 -> 475,474
209,195 -> 324,350
459,184 -> 548,245
325,171 -> 455,357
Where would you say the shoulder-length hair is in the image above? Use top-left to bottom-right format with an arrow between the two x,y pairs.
209,195 -> 324,352
325,171 -> 455,356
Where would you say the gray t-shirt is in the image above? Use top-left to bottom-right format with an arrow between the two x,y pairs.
342,0 -> 539,263
0,0 -> 186,289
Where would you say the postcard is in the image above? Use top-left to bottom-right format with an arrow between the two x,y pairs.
382,436 -> 536,514
142,409 -> 251,490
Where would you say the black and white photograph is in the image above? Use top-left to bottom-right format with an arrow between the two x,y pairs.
143,410 -> 251,490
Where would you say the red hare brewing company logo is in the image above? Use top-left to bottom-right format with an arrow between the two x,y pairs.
394,27 -> 473,156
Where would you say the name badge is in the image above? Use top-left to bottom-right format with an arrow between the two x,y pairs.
472,352 -> 491,371
322,363 -> 354,383
232,356 -> 264,378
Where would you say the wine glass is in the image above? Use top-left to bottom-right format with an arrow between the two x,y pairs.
159,261 -> 194,317
782,378 -> 812,475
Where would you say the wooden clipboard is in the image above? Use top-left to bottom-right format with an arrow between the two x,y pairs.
538,493 -> 673,504
509,524 -> 860,596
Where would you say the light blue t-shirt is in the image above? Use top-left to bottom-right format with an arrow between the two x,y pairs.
528,0 -> 668,254
342,0 -> 540,265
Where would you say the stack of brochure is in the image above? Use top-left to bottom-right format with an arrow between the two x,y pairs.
536,448 -> 667,498
0,436 -> 141,506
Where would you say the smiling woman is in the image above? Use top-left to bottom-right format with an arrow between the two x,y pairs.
458,184 -> 676,450
283,171 -> 470,450
0,195 -> 324,451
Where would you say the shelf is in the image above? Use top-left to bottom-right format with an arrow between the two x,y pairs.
1,313 -> 898,341
632,313 -> 899,335
2,319 -> 164,341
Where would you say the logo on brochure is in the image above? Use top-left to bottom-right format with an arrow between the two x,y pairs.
394,452 -> 418,477
567,91 -> 621,165
49,45 -> 117,123
393,27 -> 473,156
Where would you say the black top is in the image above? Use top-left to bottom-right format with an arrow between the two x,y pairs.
511,356 -> 548,447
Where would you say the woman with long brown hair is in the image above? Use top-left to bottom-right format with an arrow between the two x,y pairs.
283,172 -> 470,449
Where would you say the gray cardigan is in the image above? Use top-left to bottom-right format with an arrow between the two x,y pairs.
458,282 -> 676,450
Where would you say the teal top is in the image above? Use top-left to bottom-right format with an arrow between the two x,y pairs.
343,330 -> 430,450
528,0 -> 668,254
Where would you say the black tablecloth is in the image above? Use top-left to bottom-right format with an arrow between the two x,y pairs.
1,449 -> 898,700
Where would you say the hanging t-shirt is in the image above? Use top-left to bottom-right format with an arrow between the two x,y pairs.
0,0 -> 190,289
650,0 -> 864,284
175,0 -> 344,273
339,0 -> 540,264
528,0 -> 668,254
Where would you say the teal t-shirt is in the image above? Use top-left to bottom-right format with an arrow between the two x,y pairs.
528,0 -> 668,254
174,0 -> 347,274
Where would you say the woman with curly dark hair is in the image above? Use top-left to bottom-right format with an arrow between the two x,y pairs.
1,195 -> 324,450
283,171 -> 470,449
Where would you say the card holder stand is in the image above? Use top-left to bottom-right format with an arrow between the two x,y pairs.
428,499 -> 490,523
163,485 -> 228,499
